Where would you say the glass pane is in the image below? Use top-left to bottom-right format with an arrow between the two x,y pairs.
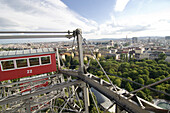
41,56 -> 50,64
29,57 -> 39,66
1,60 -> 15,70
16,59 -> 28,68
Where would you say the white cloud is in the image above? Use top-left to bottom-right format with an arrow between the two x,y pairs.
92,8 -> 170,38
1,0 -> 170,39
114,0 -> 130,12
0,0 -> 97,33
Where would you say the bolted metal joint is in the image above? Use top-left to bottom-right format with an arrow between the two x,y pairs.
68,30 -> 70,34
76,28 -> 82,35
73,30 -> 76,37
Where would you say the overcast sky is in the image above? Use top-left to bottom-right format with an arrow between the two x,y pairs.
0,0 -> 170,39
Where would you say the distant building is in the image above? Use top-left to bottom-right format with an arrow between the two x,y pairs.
149,51 -> 164,60
148,37 -> 151,43
105,53 -> 120,60
165,36 -> 170,43
97,52 -> 102,58
165,36 -> 170,40
84,54 -> 94,60
165,52 -> 170,62
123,48 -> 131,53
135,47 -> 145,54
126,35 -> 128,42
109,49 -> 118,54
61,54 -> 66,60
139,53 -> 150,59
132,37 -> 138,43
94,48 -> 99,52
110,40 -> 114,46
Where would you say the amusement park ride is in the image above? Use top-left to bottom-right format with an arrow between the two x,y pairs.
0,48 -> 56,81
0,29 -> 169,113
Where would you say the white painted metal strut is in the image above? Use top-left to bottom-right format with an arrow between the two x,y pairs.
0,30 -> 74,39
0,74 -> 57,87
0,31 -> 73,33
76,29 -> 89,113
0,34 -> 73,39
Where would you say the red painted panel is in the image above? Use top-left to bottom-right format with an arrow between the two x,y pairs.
0,53 -> 57,81
20,78 -> 49,93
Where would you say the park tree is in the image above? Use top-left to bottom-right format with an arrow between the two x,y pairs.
158,60 -> 166,64
146,78 -> 155,85
143,69 -> 149,75
139,74 -> 149,84
122,72 -> 129,77
99,56 -> 105,61
125,82 -> 133,92
120,53 -> 125,61
109,75 -> 116,81
88,51 -> 169,101
113,78 -> 122,87
138,69 -> 143,74
150,69 -> 159,78
159,75 -> 166,79
158,53 -> 167,60
108,68 -> 115,74
138,78 -> 145,85
117,72 -> 122,76
119,62 -> 130,72
129,70 -> 138,79
137,91 -> 148,100
97,71 -> 103,76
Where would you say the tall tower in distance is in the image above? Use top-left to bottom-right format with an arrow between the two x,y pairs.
148,37 -> 151,43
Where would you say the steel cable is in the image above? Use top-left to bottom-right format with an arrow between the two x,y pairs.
87,84 -> 100,113
83,38 -> 118,92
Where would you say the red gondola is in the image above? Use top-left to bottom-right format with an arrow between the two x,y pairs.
0,48 -> 57,81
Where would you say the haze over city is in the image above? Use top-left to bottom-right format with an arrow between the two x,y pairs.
0,0 -> 170,39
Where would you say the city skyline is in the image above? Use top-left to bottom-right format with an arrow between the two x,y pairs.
0,0 -> 170,39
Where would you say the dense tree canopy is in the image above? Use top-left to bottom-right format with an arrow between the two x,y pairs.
64,53 -> 170,101
87,56 -> 170,101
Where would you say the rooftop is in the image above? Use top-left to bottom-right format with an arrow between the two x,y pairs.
0,48 -> 55,58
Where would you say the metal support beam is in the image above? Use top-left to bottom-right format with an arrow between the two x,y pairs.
59,86 -> 78,113
0,34 -> 73,39
88,85 -> 99,113
116,104 -> 123,113
0,74 -> 57,87
104,101 -> 115,113
0,31 -> 73,33
25,99 -> 31,113
82,82 -> 90,113
76,28 -> 89,113
56,48 -> 61,71
0,30 -> 73,39
76,28 -> 84,74
60,69 -> 168,113
0,80 -> 83,105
